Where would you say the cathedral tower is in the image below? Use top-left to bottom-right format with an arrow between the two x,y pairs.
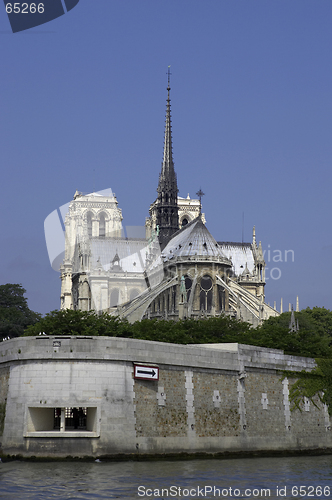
155,70 -> 179,249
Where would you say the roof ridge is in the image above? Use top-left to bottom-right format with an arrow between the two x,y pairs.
218,241 -> 252,247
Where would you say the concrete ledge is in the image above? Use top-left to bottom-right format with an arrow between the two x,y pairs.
24,431 -> 99,438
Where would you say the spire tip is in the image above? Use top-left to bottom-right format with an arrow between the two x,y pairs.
167,66 -> 171,91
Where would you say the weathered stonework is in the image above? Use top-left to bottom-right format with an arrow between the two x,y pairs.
245,372 -> 285,436
193,371 -> 240,437
157,368 -> 187,437
0,336 -> 330,458
134,368 -> 188,438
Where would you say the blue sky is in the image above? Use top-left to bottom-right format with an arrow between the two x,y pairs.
1,0 -> 332,315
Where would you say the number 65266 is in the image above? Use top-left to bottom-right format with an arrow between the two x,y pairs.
6,3 -> 45,14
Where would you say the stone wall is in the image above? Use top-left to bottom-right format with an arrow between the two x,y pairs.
0,336 -> 330,458
134,367 -> 187,438
245,371 -> 285,436
193,371 -> 240,437
0,366 -> 10,436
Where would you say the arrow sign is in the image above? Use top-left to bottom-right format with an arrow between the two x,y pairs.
134,364 -> 159,381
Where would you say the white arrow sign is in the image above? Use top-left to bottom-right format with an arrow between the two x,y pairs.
134,364 -> 159,381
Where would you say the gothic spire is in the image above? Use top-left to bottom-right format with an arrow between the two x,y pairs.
156,68 -> 179,249
158,68 -> 177,196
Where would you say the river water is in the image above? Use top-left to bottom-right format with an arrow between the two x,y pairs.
0,455 -> 331,499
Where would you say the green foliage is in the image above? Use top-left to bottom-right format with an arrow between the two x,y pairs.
253,311 -> 332,357
0,284 -> 41,340
286,358 -> 332,415
24,310 -> 252,343
127,315 -> 253,345
301,307 -> 332,338
24,309 -> 131,337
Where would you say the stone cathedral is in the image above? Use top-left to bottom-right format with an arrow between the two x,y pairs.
60,81 -> 279,327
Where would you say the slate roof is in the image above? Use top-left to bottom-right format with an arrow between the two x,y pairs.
161,217 -> 231,264
90,238 -> 148,273
218,242 -> 255,277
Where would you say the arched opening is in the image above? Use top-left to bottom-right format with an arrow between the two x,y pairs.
86,212 -> 93,238
172,286 -> 176,311
199,275 -> 213,312
99,213 -> 106,238
184,276 -> 192,301
164,209 -> 168,225
182,218 -> 189,227
217,285 -> 226,311
110,288 -> 119,307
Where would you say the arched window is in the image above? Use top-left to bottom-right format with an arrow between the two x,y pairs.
258,264 -> 263,280
99,213 -> 106,238
182,218 -> 188,227
184,276 -> 192,301
86,212 -> 93,238
110,288 -> 119,307
200,275 -> 213,311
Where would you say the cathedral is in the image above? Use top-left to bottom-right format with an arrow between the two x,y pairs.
60,79 -> 279,327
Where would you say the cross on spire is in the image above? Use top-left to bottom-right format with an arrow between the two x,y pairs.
196,188 -> 205,216
196,188 -> 205,202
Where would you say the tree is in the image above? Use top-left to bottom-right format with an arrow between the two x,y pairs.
24,310 -> 253,343
119,315 -> 255,345
24,308 -> 131,337
301,307 -> 332,338
0,284 -> 41,340
252,310 -> 332,357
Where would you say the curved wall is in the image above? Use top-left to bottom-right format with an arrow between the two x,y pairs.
0,336 -> 330,457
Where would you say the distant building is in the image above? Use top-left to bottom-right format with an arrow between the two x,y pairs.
60,81 -> 279,327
